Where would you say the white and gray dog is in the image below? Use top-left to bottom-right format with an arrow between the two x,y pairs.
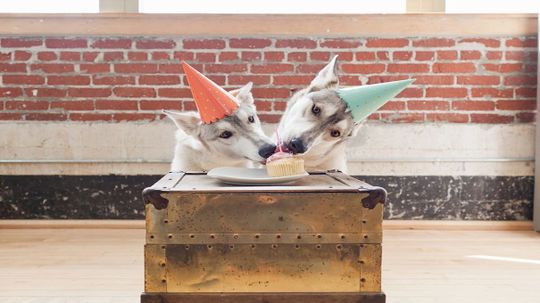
277,56 -> 361,172
165,82 -> 276,172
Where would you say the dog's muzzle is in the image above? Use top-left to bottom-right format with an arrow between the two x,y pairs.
286,138 -> 306,154
258,143 -> 277,159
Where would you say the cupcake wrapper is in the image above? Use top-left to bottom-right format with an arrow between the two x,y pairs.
266,158 -> 305,177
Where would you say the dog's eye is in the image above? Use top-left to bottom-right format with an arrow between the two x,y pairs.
219,131 -> 233,139
311,104 -> 321,116
330,130 -> 341,138
248,116 -> 255,123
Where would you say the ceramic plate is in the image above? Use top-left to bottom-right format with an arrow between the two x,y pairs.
207,167 -> 309,185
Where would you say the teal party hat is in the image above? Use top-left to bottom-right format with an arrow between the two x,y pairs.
337,79 -> 414,122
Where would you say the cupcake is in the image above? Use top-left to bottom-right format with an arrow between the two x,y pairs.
266,151 -> 305,177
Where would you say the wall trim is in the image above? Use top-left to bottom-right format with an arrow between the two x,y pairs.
0,13 -> 536,37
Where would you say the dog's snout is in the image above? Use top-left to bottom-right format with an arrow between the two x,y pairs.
288,138 -> 306,154
258,143 -> 277,159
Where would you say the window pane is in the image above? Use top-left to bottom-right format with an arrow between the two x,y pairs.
140,0 -> 406,14
0,0 -> 98,13
447,0 -> 540,13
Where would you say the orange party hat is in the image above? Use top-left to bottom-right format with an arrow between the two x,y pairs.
182,62 -> 239,124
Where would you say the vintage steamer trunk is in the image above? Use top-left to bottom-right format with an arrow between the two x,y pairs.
142,171 -> 386,303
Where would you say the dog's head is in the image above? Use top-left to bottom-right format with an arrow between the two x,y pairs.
165,82 -> 276,163
278,56 -> 360,159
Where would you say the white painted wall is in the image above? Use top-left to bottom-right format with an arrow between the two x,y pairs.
0,121 -> 533,176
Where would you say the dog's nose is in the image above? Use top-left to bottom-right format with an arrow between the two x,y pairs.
288,138 -> 306,154
258,143 -> 277,159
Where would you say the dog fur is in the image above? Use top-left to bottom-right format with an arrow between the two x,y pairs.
277,56 -> 361,172
165,82 -> 275,172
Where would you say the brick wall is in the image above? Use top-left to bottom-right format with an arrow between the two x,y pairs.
0,36 -> 536,124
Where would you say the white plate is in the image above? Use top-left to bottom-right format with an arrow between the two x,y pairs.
207,167 -> 308,185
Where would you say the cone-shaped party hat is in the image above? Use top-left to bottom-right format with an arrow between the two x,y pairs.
182,62 -> 239,124
338,79 -> 414,122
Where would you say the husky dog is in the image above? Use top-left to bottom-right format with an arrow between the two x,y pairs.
277,56 -> 360,172
165,82 -> 276,172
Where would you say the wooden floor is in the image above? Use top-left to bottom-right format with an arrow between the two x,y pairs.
0,224 -> 539,303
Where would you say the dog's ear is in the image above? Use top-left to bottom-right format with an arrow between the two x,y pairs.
229,82 -> 254,105
163,110 -> 201,135
308,55 -> 339,92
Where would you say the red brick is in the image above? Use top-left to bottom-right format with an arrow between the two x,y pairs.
229,38 -> 272,49
413,38 -> 455,47
80,64 -> 110,73
24,88 -> 66,98
504,75 -> 537,86
136,39 -> 175,49
380,101 -> 406,111
83,52 -> 99,62
260,52 -> 283,62
368,75 -> 410,84
31,63 -> 74,73
258,114 -> 281,123
206,64 -> 247,73
228,75 -> 270,85
26,113 -> 67,121
452,101 -> 494,111
392,51 -> 412,61
426,87 -> 467,98
505,51 -> 536,61
0,63 -> 26,73
113,113 -> 157,122
140,100 -> 182,110
252,88 -> 290,99
397,88 -> 423,98
241,51 -> 262,61
426,113 -> 469,123
335,51 -> 353,61
183,39 -> 225,49
413,75 -> 454,85
297,64 -> 327,73
48,75 -> 90,85
219,52 -> 239,62
341,64 -> 385,74
158,88 -> 192,98
516,112 -> 535,122
273,102 -> 287,111
6,101 -> 49,110
0,52 -> 11,61
70,113 -> 112,122
152,52 -> 170,60
115,63 -> 158,73
387,64 -> 429,73
158,64 -> 184,73
183,101 -> 197,111
276,39 -> 317,49
308,52 -> 329,61
95,100 -> 138,110
460,50 -> 481,60
91,39 -> 132,49
251,64 -> 294,74
255,101 -> 272,111
45,38 -> 87,48
1,38 -> 42,48
139,75 -> 180,85
366,39 -> 409,48
51,101 -> 94,111
287,52 -> 307,62
496,100 -> 536,110
436,51 -> 458,60
471,88 -> 513,98
506,38 -> 537,48
433,63 -> 476,73
320,39 -> 361,48
128,52 -> 148,61
195,52 -> 216,62
416,51 -> 435,61
458,38 -> 500,48
377,51 -> 390,60
3,75 -> 44,84
486,51 -> 503,60
0,113 -> 23,120
457,75 -> 500,85
380,113 -> 424,123
408,100 -> 449,110
103,51 -> 124,61
14,51 -> 32,61
355,52 -> 376,61
68,88 -> 112,98
0,87 -> 23,98
93,75 -> 135,85
483,63 -> 522,73
367,113 -> 380,121
59,51 -> 80,61
273,75 -> 313,85
113,87 -> 156,98
515,87 -> 536,98
470,113 -> 513,123
173,51 -> 194,61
